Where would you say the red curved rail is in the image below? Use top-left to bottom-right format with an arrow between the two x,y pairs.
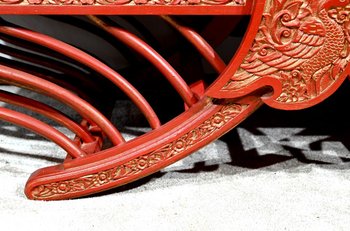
0,33 -> 94,76
0,43 -> 100,94
0,89 -> 95,143
0,64 -> 125,146
0,54 -> 94,103
0,107 -> 85,158
161,16 -> 226,73
88,16 -> 197,107
0,25 -> 161,129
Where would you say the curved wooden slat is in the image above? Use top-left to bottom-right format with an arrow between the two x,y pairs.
0,32 -> 94,75
0,56 -> 94,104
0,107 -> 85,158
88,16 -> 198,107
162,16 -> 227,73
44,15 -> 142,65
0,89 -> 95,143
0,43 -> 101,93
0,64 -> 125,145
0,24 -> 161,129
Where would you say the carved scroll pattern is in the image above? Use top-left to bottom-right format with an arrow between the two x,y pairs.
0,0 -> 245,5
224,0 -> 350,103
31,103 -> 245,199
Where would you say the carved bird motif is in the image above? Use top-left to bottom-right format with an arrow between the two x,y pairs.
232,0 -> 350,102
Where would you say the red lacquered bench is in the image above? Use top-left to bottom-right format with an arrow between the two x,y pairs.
0,0 -> 349,200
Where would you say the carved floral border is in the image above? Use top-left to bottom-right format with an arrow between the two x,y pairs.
31,103 -> 246,199
0,0 -> 245,6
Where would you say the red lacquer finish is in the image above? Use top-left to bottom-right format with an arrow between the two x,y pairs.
161,16 -> 227,73
0,90 -> 95,143
1,0 -> 350,200
207,0 -> 350,110
88,15 -> 198,107
0,25 -> 161,129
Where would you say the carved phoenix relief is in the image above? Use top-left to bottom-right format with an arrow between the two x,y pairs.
225,0 -> 350,103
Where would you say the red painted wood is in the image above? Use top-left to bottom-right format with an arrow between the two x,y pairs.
89,16 -> 198,107
207,0 -> 350,110
0,107 -> 86,158
0,0 -> 350,200
0,5 -> 253,15
0,64 -> 125,145
201,16 -> 244,47
25,96 -> 263,200
0,25 -> 161,129
0,90 -> 95,143
162,16 -> 227,73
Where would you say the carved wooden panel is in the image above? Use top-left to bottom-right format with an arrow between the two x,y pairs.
208,0 -> 350,109
0,0 -> 245,5
29,103 -> 247,199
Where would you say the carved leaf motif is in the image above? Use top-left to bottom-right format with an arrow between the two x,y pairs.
27,0 -> 43,3
0,0 -> 23,3
201,0 -> 231,5
80,0 -> 95,4
48,0 -> 74,4
0,0 -> 245,4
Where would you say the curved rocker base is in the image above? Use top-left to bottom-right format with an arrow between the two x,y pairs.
1,0 -> 350,200
25,96 -> 262,200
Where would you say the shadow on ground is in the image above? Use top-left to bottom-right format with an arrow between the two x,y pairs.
2,77 -> 350,198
